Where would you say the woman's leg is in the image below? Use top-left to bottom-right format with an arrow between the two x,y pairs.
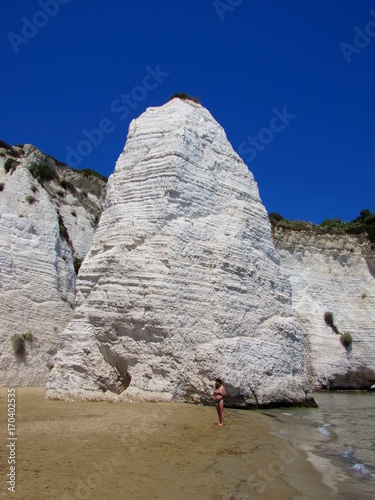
218,400 -> 224,426
216,403 -> 221,424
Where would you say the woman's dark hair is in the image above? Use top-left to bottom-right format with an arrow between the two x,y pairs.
215,378 -> 222,385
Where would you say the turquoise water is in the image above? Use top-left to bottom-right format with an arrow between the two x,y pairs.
265,392 -> 375,499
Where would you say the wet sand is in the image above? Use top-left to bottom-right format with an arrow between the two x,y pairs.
0,388 -> 332,499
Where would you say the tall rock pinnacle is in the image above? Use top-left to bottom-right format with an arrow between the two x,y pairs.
47,98 -> 313,406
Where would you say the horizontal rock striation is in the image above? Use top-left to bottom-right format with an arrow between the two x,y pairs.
0,144 -> 106,385
47,99 -> 313,407
273,227 -> 375,389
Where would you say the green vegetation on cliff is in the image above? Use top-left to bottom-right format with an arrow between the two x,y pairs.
79,168 -> 108,183
169,93 -> 200,104
1,140 -> 108,183
269,209 -> 375,244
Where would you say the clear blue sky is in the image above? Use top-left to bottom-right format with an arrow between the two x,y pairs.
1,0 -> 374,223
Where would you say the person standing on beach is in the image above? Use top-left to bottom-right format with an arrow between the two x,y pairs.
214,378 -> 225,427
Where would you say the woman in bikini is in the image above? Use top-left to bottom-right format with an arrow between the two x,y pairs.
213,378 -> 225,427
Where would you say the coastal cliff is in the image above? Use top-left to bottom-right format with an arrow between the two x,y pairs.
2,101 -> 374,398
0,143 -> 106,385
273,227 -> 375,389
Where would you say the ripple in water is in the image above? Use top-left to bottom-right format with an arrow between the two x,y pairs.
343,445 -> 375,479
351,463 -> 375,479
342,446 -> 353,459
317,423 -> 331,436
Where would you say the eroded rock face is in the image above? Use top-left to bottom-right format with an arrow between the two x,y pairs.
273,228 -> 375,389
47,99 -> 313,407
0,144 -> 106,385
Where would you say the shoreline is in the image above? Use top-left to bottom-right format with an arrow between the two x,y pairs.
266,417 -> 343,498
1,387 -> 332,499
259,412 -> 336,499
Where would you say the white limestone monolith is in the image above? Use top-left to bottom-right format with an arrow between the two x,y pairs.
46,99 -> 313,406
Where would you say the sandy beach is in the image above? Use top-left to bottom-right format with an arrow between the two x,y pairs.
1,387 -> 332,499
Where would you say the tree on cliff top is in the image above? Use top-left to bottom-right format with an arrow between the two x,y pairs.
169,93 -> 200,104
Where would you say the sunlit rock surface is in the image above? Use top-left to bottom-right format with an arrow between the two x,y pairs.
0,144 -> 106,385
273,228 -> 375,389
47,99 -> 313,407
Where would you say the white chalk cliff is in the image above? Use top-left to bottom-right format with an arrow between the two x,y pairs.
46,99 -> 313,407
273,228 -> 375,389
0,144 -> 106,385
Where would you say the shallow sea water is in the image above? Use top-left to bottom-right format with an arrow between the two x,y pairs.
264,392 -> 375,499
